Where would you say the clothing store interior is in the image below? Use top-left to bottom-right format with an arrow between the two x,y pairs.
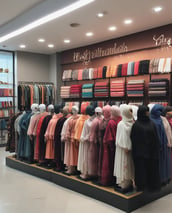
1,0 -> 172,213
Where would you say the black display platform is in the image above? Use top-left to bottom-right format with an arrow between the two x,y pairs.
6,156 -> 172,213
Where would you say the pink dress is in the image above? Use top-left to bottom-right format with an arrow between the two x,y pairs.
88,116 -> 103,176
45,113 -> 63,159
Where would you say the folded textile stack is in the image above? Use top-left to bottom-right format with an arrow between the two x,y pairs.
70,84 -> 82,98
82,84 -> 94,98
60,86 -> 71,98
62,70 -> 72,81
158,58 -> 171,73
148,79 -> 169,97
110,80 -> 125,97
0,101 -> 13,108
71,70 -> 78,80
94,81 -> 109,97
0,88 -> 13,96
127,79 -> 144,97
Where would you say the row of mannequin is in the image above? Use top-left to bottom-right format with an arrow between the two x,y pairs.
15,102 -> 172,194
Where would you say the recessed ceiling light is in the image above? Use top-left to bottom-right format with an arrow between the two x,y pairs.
64,39 -> 71,43
48,44 -> 54,48
19,44 -> 26,48
97,12 -> 104,17
0,0 -> 95,43
124,19 -> 133,24
108,26 -> 117,31
38,38 -> 45,42
86,32 -> 93,37
153,6 -> 162,12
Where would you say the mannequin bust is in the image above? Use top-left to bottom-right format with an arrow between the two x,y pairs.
39,104 -> 46,113
65,105 -> 80,175
47,104 -> 54,114
31,103 -> 39,114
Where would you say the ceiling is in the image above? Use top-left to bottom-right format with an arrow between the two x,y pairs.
0,0 -> 172,55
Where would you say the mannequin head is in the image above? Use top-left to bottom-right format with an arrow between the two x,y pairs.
137,105 -> 150,121
111,105 -> 121,119
47,104 -> 54,113
72,105 -> 79,115
54,104 -> 62,114
31,103 -> 39,113
95,107 -> 102,117
86,105 -> 95,116
103,105 -> 111,120
122,105 -> 133,121
39,104 -> 46,113
62,106 -> 69,117
150,104 -> 164,119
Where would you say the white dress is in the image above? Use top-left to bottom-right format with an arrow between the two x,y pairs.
114,118 -> 134,186
77,116 -> 95,174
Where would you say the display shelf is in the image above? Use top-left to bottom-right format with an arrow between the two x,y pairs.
6,156 -> 172,213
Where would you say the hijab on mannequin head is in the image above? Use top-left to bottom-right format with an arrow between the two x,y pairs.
119,103 -> 127,114
95,107 -> 102,116
47,104 -> 54,113
54,104 -> 62,114
150,104 -> 164,118
111,105 -> 121,119
137,105 -> 150,122
103,105 -> 111,120
31,103 -> 39,113
62,106 -> 69,117
121,105 -> 133,121
86,105 -> 95,116
72,105 -> 79,115
39,104 -> 46,113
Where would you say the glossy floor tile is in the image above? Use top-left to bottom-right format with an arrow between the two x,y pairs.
0,147 -> 172,213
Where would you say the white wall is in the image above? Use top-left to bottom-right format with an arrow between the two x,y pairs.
16,51 -> 50,82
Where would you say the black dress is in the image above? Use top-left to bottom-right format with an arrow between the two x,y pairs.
130,105 -> 161,192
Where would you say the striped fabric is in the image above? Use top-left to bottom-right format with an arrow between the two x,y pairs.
82,84 -> 94,98
110,80 -> 125,97
127,79 -> 144,97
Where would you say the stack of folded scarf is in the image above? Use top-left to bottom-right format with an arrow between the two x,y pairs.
110,80 -> 125,97
62,70 -> 72,81
82,84 -> 94,98
148,79 -> 169,97
70,84 -> 82,98
127,79 -> 144,97
94,81 -> 109,97
60,86 -> 71,98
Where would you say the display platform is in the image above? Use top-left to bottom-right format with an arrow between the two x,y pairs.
6,156 -> 172,213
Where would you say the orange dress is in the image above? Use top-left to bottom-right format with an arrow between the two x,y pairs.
64,114 -> 80,166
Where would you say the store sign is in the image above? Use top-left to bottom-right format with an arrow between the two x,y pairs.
73,42 -> 128,65
153,34 -> 172,48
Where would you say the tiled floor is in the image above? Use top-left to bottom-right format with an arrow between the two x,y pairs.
0,147 -> 172,213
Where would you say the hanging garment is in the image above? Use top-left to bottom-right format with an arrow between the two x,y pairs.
130,105 -> 161,191
114,105 -> 134,187
77,115 -> 95,175
64,114 -> 80,166
150,104 -> 171,185
101,116 -> 121,186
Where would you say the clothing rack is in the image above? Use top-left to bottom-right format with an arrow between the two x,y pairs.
18,81 -> 54,85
